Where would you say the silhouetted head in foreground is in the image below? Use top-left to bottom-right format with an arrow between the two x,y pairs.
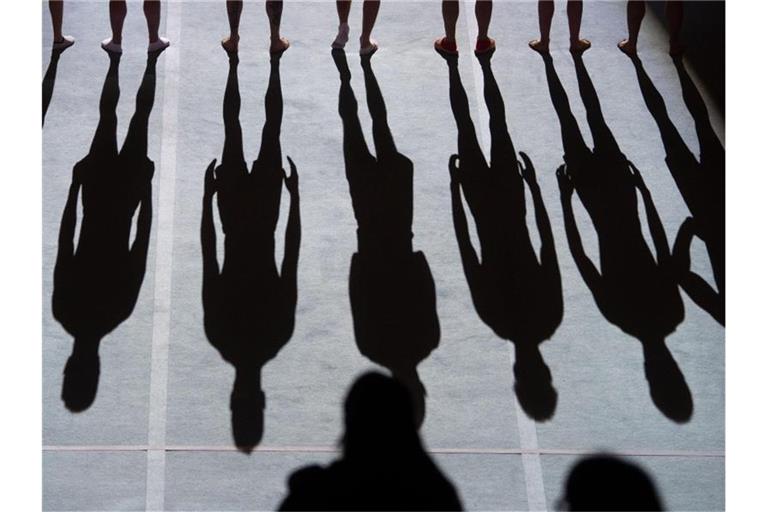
342,371 -> 421,457
279,371 -> 463,510
561,455 -> 663,511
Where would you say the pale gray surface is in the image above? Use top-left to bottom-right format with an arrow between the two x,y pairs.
44,451 -> 148,511
43,1 -> 724,511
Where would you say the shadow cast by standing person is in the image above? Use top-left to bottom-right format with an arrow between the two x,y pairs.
279,371 -> 463,511
53,52 -> 158,412
43,49 -> 65,126
543,53 -> 692,423
201,53 -> 300,453
558,453 -> 663,511
631,56 -> 724,326
332,50 -> 440,427
441,53 -> 563,421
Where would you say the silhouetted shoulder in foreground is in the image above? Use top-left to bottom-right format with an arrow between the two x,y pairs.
279,372 -> 463,511
561,454 -> 663,511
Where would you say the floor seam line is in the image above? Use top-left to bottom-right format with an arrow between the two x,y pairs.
145,2 -> 183,511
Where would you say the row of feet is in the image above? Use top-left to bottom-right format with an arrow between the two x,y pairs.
52,35 -> 171,54
54,31 -> 684,59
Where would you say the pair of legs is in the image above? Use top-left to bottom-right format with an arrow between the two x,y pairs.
529,0 -> 590,54
221,1 -> 289,54
331,1 -> 380,56
435,0 -> 494,56
618,0 -> 684,56
49,1 -> 75,50
102,0 -> 169,54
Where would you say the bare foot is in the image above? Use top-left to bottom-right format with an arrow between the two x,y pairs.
270,37 -> 290,55
52,35 -> 75,52
570,38 -> 591,54
618,39 -> 637,56
475,37 -> 495,56
221,35 -> 239,53
528,38 -> 549,54
360,38 -> 378,56
434,37 -> 458,57
332,23 -> 349,49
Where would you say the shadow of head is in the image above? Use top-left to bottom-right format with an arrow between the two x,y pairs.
561,454 -> 663,511
342,371 -> 421,456
513,348 -> 557,422
61,349 -> 100,412
643,343 -> 694,423
230,381 -> 266,454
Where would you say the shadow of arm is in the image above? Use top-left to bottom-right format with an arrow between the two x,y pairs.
129,175 -> 153,284
450,155 -> 482,292
56,171 -> 81,265
558,166 -> 602,292
631,162 -> 671,264
280,157 -> 300,324
520,153 -> 559,273
201,160 -> 220,305
673,217 -> 724,324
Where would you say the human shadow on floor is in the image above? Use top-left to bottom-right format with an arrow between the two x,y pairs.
53,53 -> 157,412
442,53 -> 563,421
559,454 -> 663,511
543,54 -> 692,423
201,53 -> 300,453
43,49 -> 64,126
631,56 -> 725,326
332,50 -> 440,428
279,371 -> 463,511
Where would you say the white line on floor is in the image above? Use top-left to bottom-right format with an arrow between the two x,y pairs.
145,2 -> 182,511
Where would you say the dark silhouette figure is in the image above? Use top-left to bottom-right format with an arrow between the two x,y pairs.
279,371 -> 463,511
53,53 -> 157,412
43,49 -> 64,126
201,53 -> 300,453
560,454 -> 663,511
332,50 -> 440,427
543,54 -> 692,422
443,53 -> 563,421
631,56 -> 724,325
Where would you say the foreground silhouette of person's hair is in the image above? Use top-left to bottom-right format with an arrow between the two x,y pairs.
332,50 -> 440,426
53,52 -> 157,412
561,454 -> 663,511
279,371 -> 463,511
442,52 -> 563,421
543,54 -> 692,422
201,53 -> 300,453
631,56 -> 724,326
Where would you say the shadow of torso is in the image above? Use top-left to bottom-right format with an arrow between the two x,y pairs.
54,153 -> 153,340
348,152 -> 439,373
204,160 -> 292,365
